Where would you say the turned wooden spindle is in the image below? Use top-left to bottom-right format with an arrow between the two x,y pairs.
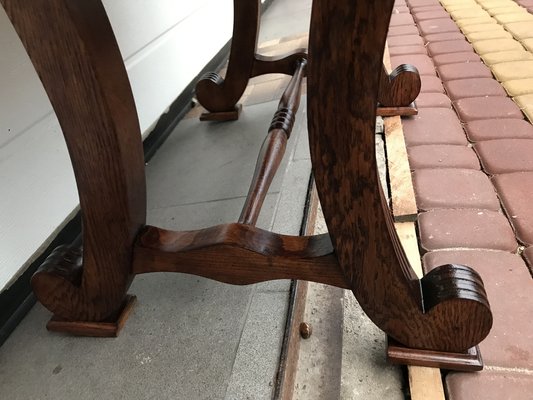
239,58 -> 307,225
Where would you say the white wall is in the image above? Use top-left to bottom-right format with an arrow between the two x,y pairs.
0,1 -> 233,291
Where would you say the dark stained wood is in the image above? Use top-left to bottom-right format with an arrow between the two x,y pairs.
47,295 -> 137,338
239,58 -> 307,225
133,224 -> 349,289
195,0 -> 307,120
387,338 -> 483,372
274,184 -> 317,400
274,280 -> 308,400
376,102 -> 418,117
3,0 -> 493,367
378,64 -> 421,108
200,103 -> 242,122
195,0 -> 260,114
2,0 -> 146,322
252,51 -> 308,77
307,0 -> 492,352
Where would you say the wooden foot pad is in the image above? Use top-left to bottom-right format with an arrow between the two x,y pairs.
200,104 -> 242,122
46,295 -> 137,337
387,337 -> 483,372
377,102 -> 418,117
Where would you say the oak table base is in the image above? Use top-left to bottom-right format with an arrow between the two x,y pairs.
1,0 -> 493,374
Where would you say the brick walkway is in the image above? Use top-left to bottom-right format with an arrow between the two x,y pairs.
391,0 -> 533,398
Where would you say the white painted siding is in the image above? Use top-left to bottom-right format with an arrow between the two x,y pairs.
0,1 -> 233,291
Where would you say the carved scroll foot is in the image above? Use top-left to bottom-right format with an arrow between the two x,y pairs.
377,64 -> 421,117
34,246 -> 136,337
47,295 -> 137,337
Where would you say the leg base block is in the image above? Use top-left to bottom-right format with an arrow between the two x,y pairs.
200,104 -> 242,122
46,294 -> 137,337
387,337 -> 483,372
377,102 -> 418,117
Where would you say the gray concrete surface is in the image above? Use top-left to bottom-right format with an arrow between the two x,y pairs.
0,1 -> 315,396
0,98 -> 311,400
293,121 -> 405,399
0,1 -> 407,399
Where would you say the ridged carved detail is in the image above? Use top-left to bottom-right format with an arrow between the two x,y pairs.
307,0 -> 492,352
239,58 -> 306,225
34,245 -> 84,287
199,71 -> 224,86
269,108 -> 295,132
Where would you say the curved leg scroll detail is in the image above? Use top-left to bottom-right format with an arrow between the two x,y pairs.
3,0 -> 147,322
307,0 -> 492,353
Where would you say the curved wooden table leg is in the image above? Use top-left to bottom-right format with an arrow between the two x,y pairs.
307,0 -> 492,353
195,0 -> 260,121
195,0 -> 308,122
2,0 -> 146,326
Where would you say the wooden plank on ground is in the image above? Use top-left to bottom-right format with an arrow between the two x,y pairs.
408,366 -> 446,400
276,183 -> 318,400
381,40 -> 445,397
384,116 -> 418,221
394,222 -> 423,278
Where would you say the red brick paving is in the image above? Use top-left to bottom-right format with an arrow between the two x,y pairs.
388,44 -> 428,56
420,75 -> 445,92
388,34 -> 426,47
437,62 -> 493,81
464,119 -> 533,142
424,250 -> 533,369
415,92 -> 451,108
396,0 -> 533,397
417,18 -> 461,35
444,78 -> 507,100
402,108 -> 467,146
413,169 -> 500,211
407,144 -> 480,169
492,172 -> 533,245
424,31 -> 467,42
391,54 -> 437,75
418,209 -> 517,251
427,39 -> 474,55
453,96 -> 524,122
475,139 -> 533,173
446,371 -> 533,400
432,51 -> 481,65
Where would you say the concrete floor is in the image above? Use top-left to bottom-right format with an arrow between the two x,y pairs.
0,1 -> 411,399
0,1 -> 314,399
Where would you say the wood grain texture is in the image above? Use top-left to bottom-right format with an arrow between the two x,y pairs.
195,0 -> 307,118
307,0 -> 492,352
408,366 -> 446,400
195,0 -> 260,113
384,116 -> 418,221
46,295 -> 137,337
2,0 -> 146,321
395,222 -> 423,278
275,184 -> 318,400
378,64 -> 421,108
240,58 -> 307,225
388,339 -> 482,372
376,103 -> 418,117
3,0 -> 493,358
133,223 -> 349,289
